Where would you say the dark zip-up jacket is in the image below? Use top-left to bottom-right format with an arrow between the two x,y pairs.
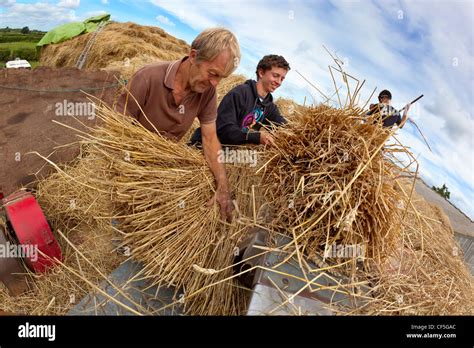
190,79 -> 286,145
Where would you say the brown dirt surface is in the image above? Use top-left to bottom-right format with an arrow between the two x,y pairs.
0,66 -> 120,196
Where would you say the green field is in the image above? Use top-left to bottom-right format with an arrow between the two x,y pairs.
0,29 -> 44,43
0,28 -> 45,64
0,41 -> 37,50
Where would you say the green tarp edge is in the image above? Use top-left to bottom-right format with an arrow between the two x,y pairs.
37,13 -> 110,47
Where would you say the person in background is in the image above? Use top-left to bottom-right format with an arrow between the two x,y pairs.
190,54 -> 290,146
366,89 -> 410,128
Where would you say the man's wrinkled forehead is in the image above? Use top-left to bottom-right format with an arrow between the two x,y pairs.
200,49 -> 233,76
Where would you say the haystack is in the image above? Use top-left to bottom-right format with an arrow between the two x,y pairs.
39,22 -> 189,75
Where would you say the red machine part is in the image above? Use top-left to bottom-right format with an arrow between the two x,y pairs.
2,191 -> 62,273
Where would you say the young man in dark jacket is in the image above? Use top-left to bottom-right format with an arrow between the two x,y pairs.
190,54 -> 290,146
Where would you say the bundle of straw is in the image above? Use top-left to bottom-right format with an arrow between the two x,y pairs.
258,104 -> 403,263
92,110 -> 253,315
33,103 -> 263,315
35,155 -> 113,235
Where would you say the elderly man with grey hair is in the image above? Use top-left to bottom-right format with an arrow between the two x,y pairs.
115,28 -> 240,222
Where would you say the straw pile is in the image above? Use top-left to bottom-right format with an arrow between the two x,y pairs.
13,103 -> 263,315
39,22 -> 189,73
253,103 -> 472,314
83,107 -> 258,315
216,74 -> 247,104
30,98 -> 472,315
359,178 -> 473,315
0,216 -> 123,315
102,54 -> 162,81
258,104 -> 402,262
0,151 -> 131,315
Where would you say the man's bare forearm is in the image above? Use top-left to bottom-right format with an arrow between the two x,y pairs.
202,134 -> 228,191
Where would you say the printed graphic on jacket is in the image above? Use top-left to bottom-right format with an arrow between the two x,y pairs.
380,104 -> 400,118
241,105 -> 264,133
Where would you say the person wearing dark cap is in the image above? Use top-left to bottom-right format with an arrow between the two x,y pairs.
366,89 -> 410,128
190,54 -> 290,146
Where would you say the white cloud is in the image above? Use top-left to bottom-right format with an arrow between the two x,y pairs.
58,0 -> 80,9
151,0 -> 218,29
83,10 -> 107,19
0,0 -> 15,7
101,0 -> 109,4
156,14 -> 174,26
0,1 -> 78,29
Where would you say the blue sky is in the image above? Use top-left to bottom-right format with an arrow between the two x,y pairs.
1,0 -> 473,219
